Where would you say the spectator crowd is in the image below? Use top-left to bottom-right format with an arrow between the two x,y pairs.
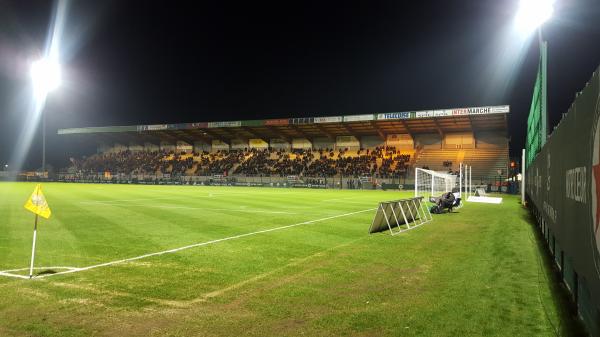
66,147 -> 411,179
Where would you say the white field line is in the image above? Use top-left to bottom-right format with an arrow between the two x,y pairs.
1,266 -> 78,273
80,195 -> 217,204
21,208 -> 375,279
0,271 -> 29,279
135,205 -> 296,214
322,196 -> 367,202
80,203 -> 297,215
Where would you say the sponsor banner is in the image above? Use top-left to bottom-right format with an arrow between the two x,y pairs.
241,119 -> 263,127
526,65 -> 600,333
265,119 -> 289,126
415,110 -> 435,118
435,110 -> 452,117
147,124 -> 169,131
168,123 -> 188,130
451,106 -> 510,116
186,122 -> 209,129
314,116 -> 343,123
376,112 -> 412,120
289,117 -> 314,125
208,121 -> 241,128
491,105 -> 510,113
344,114 -> 374,122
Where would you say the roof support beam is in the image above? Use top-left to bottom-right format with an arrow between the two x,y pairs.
466,115 -> 478,139
199,129 -> 229,145
399,120 -> 415,139
219,127 -> 240,140
187,130 -> 213,145
175,134 -> 196,146
432,119 -> 445,138
314,124 -> 335,141
291,125 -> 312,141
369,121 -> 386,141
340,124 -> 359,138
242,127 -> 268,143
267,126 -> 292,144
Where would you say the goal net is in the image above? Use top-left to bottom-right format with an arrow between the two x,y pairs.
414,168 -> 457,199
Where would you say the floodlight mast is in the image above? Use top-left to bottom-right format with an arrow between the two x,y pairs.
30,57 -> 61,176
516,0 -> 554,181
514,0 -> 555,36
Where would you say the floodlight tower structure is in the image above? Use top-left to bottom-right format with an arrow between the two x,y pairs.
515,0 -> 554,204
30,58 -> 61,176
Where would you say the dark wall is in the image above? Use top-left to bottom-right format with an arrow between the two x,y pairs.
525,65 -> 600,336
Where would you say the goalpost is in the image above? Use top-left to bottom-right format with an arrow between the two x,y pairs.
414,168 -> 457,199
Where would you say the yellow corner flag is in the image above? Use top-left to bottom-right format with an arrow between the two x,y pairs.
24,184 -> 51,219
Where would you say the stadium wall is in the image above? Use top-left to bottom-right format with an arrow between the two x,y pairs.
385,134 -> 412,149
363,135 -> 385,149
443,132 -> 474,149
93,132 -> 507,155
476,131 -> 508,149
525,65 -> 600,336
414,134 -> 442,149
269,138 -> 291,150
193,141 -> 210,153
145,142 -> 160,152
231,139 -> 246,150
311,137 -> 331,149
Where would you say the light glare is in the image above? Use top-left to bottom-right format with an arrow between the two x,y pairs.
515,0 -> 555,35
30,58 -> 61,100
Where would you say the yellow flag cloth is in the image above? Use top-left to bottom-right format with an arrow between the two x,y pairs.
24,184 -> 52,219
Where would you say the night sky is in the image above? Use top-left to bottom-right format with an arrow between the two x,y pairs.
0,0 -> 599,170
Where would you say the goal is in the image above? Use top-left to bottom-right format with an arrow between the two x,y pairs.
414,168 -> 457,199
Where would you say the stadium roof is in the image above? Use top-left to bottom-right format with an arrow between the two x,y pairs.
58,105 -> 509,144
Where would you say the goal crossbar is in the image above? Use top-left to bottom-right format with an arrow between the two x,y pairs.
414,168 -> 457,199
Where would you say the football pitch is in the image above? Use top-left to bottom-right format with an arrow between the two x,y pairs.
0,182 -> 579,336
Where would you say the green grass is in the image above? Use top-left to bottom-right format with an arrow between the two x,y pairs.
0,182 -> 579,336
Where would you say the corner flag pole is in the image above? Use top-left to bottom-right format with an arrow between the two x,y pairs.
29,214 -> 39,279
28,185 -> 41,279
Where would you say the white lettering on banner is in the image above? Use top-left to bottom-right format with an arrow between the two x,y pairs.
451,106 -> 509,116
453,107 -> 491,115
343,114 -> 374,122
435,110 -> 452,117
147,124 -> 168,131
377,112 -> 411,120
208,121 -> 241,128
491,105 -> 510,113
566,167 -> 587,204
314,116 -> 343,123
415,111 -> 435,118
543,201 -> 557,223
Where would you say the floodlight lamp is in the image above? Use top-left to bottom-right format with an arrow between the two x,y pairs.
514,0 -> 555,35
30,57 -> 61,100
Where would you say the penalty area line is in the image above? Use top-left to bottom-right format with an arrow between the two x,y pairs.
0,271 -> 30,279
26,208 -> 375,279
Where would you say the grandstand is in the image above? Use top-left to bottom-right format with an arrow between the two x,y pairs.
57,105 -> 510,187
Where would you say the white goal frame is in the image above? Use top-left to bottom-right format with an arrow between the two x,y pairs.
414,168 -> 457,199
